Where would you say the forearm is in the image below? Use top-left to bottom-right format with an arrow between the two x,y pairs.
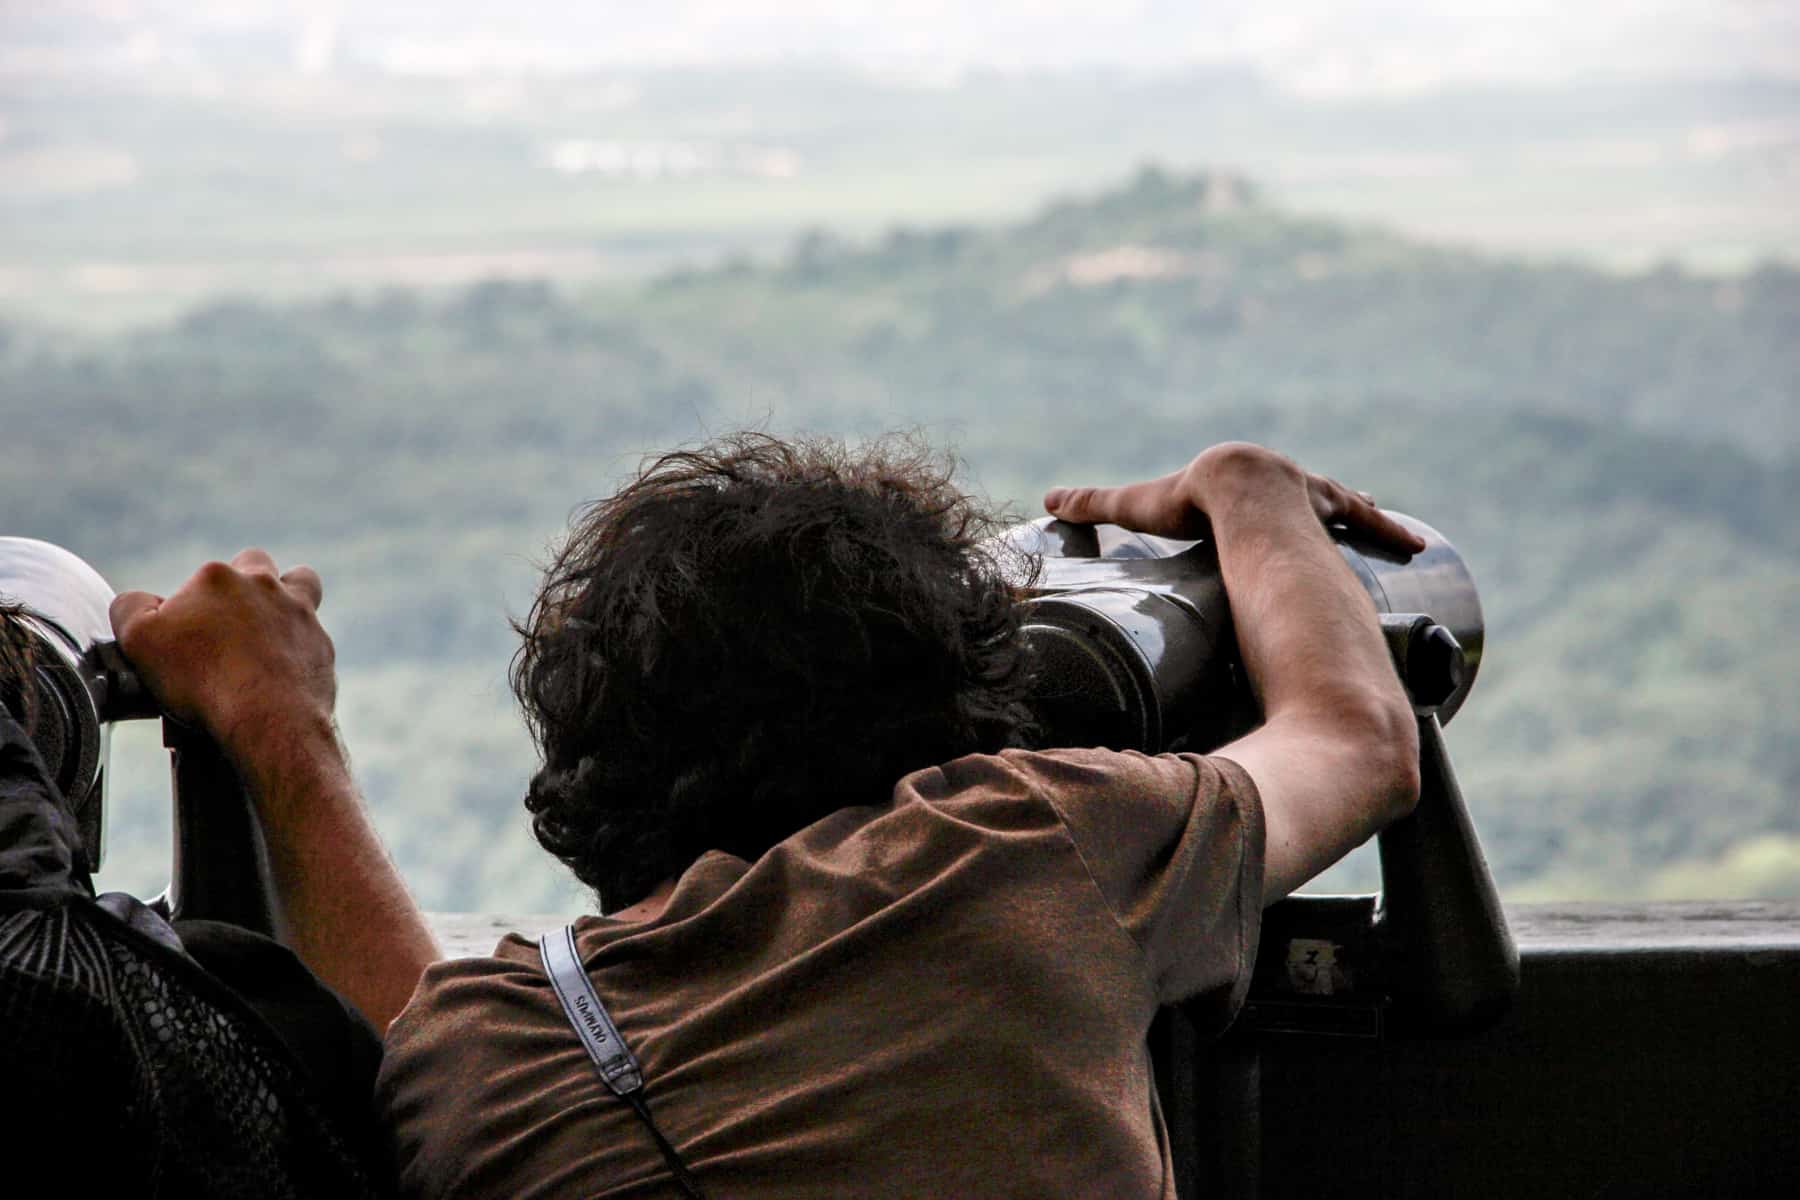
227,713 -> 439,1032
1200,451 -> 1411,739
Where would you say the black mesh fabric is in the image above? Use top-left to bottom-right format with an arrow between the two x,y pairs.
2,904 -> 385,1196
0,712 -> 388,1197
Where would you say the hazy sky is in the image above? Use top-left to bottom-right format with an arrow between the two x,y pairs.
10,1 -> 1798,95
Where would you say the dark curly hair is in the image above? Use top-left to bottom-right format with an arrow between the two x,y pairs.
511,432 -> 1038,909
1,602 -> 41,731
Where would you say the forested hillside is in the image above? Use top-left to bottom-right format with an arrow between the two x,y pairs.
7,170 -> 1796,909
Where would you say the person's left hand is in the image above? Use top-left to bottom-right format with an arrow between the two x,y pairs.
109,549 -> 336,756
1045,441 -> 1425,558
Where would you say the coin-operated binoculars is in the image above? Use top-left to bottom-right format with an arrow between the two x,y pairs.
999,513 -> 1517,1034
0,536 -> 278,933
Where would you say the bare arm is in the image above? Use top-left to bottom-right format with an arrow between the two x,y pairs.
110,550 -> 439,1030
1045,442 -> 1422,905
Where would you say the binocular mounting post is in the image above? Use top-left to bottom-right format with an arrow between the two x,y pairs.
162,718 -> 281,937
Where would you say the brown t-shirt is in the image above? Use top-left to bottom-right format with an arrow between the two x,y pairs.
376,747 -> 1264,1199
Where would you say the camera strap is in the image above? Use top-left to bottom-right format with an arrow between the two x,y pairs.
539,925 -> 710,1200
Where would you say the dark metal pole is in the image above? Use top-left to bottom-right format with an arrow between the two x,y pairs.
164,717 -> 280,936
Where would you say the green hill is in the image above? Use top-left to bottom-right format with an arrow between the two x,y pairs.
5,170 -> 1796,909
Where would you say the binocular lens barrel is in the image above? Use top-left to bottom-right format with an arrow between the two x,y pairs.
999,514 -> 1484,753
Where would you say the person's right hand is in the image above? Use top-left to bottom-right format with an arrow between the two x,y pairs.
114,551 -> 440,1032
1043,441 -> 1425,558
108,549 -> 336,756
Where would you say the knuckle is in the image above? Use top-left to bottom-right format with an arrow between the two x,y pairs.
1205,440 -> 1264,465
195,560 -> 235,587
1208,442 -> 1299,480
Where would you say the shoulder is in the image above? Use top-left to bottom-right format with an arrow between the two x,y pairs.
897,746 -> 1257,830
383,932 -> 551,1048
878,746 -> 1260,904
893,744 -> 1164,806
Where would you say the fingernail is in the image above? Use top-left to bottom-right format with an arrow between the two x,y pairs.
1044,488 -> 1067,510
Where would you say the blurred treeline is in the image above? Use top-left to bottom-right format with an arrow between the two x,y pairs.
7,170 -> 1797,910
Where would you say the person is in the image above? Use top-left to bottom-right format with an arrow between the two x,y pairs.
0,596 -> 393,1196
111,434 -> 1422,1198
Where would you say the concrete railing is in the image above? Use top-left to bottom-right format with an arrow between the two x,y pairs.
427,899 -> 1800,960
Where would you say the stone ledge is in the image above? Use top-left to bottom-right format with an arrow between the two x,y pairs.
1502,898 -> 1800,949
429,912 -> 570,960
427,900 -> 1800,960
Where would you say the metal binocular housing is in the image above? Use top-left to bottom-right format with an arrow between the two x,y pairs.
994,514 -> 1484,755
